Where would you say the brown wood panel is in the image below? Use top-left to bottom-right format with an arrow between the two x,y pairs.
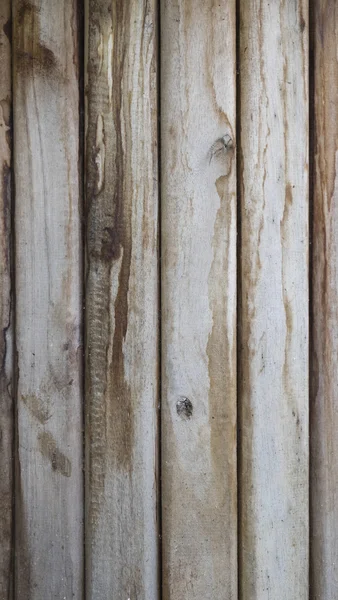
239,2 -> 309,599
13,1 -> 83,597
311,3 -> 338,599
85,1 -> 159,598
161,1 -> 237,598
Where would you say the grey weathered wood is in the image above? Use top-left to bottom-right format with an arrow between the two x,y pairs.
0,1 -> 13,597
311,3 -> 338,598
85,1 -> 159,598
239,2 -> 309,599
161,1 -> 237,598
13,1 -> 83,597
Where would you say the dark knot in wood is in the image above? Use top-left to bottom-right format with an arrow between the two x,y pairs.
176,396 -> 193,420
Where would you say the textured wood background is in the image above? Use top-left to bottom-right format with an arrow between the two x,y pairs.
0,1 -> 336,599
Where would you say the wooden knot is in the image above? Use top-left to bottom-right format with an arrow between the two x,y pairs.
176,397 -> 193,420
209,134 -> 234,164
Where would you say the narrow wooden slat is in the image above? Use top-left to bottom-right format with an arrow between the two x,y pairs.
161,1 -> 237,598
311,3 -> 338,598
239,2 -> 309,599
0,1 -> 13,597
13,2 -> 83,597
85,2 -> 159,598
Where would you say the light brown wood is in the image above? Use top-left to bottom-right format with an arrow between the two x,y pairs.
13,1 -> 83,597
85,2 -> 159,598
239,2 -> 309,599
311,3 -> 338,598
0,1 -> 13,597
161,1 -> 237,598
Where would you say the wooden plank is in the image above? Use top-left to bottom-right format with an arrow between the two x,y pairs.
161,1 -> 237,598
311,3 -> 338,598
85,1 -> 159,598
239,2 -> 309,599
0,1 -> 13,597
13,1 -> 83,597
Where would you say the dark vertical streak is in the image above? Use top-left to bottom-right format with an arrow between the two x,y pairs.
0,3 -> 14,597
77,1 -> 85,599
236,1 -> 242,599
308,1 -> 315,598
110,1 -> 134,470
156,0 -> 162,597
9,3 -> 16,595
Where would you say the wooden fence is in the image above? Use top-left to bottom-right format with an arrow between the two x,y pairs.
0,0 -> 336,598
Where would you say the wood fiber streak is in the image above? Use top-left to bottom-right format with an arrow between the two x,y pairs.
311,3 -> 338,599
0,1 -> 13,598
85,1 -> 159,598
161,1 -> 237,598
13,1 -> 83,598
239,2 -> 309,599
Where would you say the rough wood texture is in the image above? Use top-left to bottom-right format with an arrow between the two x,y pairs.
13,1 -> 83,597
311,3 -> 338,598
239,2 -> 309,599
161,1 -> 237,598
0,1 -> 13,598
85,2 -> 159,599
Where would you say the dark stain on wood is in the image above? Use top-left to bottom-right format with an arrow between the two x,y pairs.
38,431 -> 72,477
21,394 -> 51,424
0,3 -> 13,593
86,2 -> 134,468
1,162 -> 11,271
311,3 -> 338,596
15,365 -> 32,596
15,2 -> 58,77
85,1 -> 135,536
208,171 -> 236,475
281,183 -> 294,401
3,17 -> 11,42
108,1 -> 134,470
176,396 -> 193,419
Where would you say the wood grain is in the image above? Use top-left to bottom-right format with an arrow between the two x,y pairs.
13,1 -> 83,597
311,3 -> 338,599
239,2 -> 309,599
0,1 -> 13,597
161,1 -> 237,598
85,1 -> 159,598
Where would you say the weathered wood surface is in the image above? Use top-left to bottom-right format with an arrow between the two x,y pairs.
13,1 -> 83,597
85,1 -> 159,599
239,2 -> 309,599
161,1 -> 237,598
311,3 -> 338,599
0,1 -> 13,598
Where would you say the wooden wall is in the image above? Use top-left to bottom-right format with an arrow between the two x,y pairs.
0,1 -> 336,599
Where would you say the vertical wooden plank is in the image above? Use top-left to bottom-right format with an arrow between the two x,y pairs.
13,1 -> 83,598
161,1 -> 237,598
85,2 -> 159,599
239,2 -> 309,599
311,3 -> 338,598
0,1 -> 13,597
